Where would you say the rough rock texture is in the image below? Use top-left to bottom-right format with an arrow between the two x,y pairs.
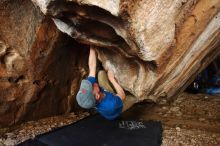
31,0 -> 220,100
0,0 -> 220,127
0,0 -> 89,127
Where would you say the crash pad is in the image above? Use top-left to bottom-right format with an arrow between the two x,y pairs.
18,114 -> 163,146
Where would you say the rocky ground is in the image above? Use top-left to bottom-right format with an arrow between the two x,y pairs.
122,93 -> 220,146
0,112 -> 90,146
0,93 -> 219,146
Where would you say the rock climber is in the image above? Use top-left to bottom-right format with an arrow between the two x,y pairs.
76,46 -> 126,120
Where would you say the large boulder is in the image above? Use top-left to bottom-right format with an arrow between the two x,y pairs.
0,0 -> 219,127
31,0 -> 220,99
0,0 -> 88,127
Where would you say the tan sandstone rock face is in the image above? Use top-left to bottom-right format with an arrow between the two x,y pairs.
31,0 -> 220,99
0,0 -> 220,127
0,0 -> 89,127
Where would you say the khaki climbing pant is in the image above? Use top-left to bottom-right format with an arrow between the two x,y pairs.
98,70 -> 114,93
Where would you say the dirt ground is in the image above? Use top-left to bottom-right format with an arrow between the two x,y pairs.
122,93 -> 220,146
0,93 -> 219,146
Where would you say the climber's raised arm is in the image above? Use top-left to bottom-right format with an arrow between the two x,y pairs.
107,70 -> 126,100
88,46 -> 97,77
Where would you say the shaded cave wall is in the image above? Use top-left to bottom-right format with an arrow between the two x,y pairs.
0,0 -> 88,127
